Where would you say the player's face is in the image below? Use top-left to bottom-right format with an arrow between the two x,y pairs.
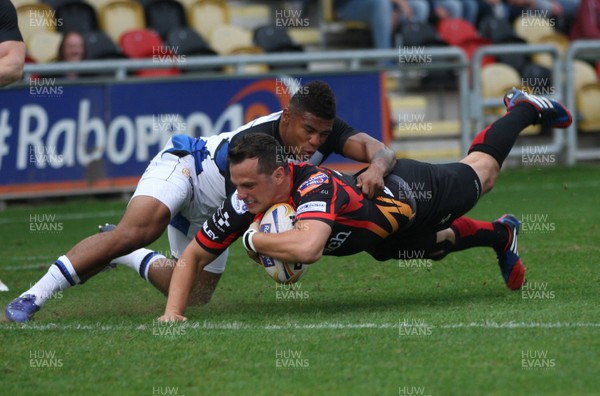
230,158 -> 287,214
280,109 -> 333,160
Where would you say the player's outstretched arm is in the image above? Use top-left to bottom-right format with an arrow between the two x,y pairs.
342,133 -> 396,198
248,219 -> 331,264
159,241 -> 216,322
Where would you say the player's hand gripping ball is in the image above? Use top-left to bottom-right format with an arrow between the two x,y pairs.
259,203 -> 309,284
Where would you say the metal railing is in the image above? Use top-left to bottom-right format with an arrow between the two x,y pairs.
565,40 -> 600,165
471,44 -> 564,159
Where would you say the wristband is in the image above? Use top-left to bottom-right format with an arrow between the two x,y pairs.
242,228 -> 258,253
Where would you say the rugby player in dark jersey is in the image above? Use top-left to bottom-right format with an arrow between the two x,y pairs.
160,88 -> 572,321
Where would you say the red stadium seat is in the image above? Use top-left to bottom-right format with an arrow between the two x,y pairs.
119,29 -> 180,76
437,18 -> 492,64
437,18 -> 478,47
119,28 -> 163,58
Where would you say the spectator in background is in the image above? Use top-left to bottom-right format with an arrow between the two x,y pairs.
333,0 -> 394,48
57,31 -> 86,79
477,0 -> 511,22
570,0 -> 600,39
393,0 -> 431,26
0,0 -> 26,87
430,0 -> 480,25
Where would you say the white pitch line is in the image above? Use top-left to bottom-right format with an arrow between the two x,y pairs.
1,321 -> 599,331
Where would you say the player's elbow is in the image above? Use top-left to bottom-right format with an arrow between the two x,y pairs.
294,243 -> 323,264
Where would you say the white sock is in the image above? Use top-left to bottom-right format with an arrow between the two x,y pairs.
22,255 -> 81,307
112,249 -> 166,282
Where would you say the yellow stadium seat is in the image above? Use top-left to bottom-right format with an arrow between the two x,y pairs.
209,24 -> 254,55
11,0 -> 39,9
86,0 -> 118,13
17,3 -> 56,45
513,16 -> 556,43
481,63 -> 520,98
224,47 -> 268,74
573,60 -> 598,91
531,32 -> 569,68
576,83 -> 600,132
27,30 -> 62,63
187,0 -> 230,41
99,0 -> 145,43
480,62 -> 540,134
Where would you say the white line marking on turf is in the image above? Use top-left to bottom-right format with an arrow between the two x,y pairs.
1,321 -> 599,331
0,210 -> 122,225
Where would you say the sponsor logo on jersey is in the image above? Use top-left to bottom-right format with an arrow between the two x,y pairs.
298,172 -> 329,196
231,191 -> 248,214
217,212 -> 230,228
324,231 -> 352,253
203,222 -> 218,240
296,201 -> 327,214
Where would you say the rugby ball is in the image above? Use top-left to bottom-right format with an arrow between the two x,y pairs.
259,203 -> 308,284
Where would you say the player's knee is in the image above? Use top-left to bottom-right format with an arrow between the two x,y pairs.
109,227 -> 151,255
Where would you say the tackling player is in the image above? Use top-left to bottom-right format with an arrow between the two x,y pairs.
160,88 -> 572,321
6,81 -> 396,322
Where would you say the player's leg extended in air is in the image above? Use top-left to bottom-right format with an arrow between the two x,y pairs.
376,88 -> 571,290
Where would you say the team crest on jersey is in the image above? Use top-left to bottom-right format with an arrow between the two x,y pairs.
231,191 -> 248,214
298,172 -> 329,196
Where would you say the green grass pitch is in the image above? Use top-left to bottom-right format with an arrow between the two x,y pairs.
1,165 -> 599,395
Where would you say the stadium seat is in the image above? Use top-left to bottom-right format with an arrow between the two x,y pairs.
144,0 -> 187,39
436,18 -> 492,64
478,16 -> 524,44
187,0 -> 230,41
87,0 -> 114,12
119,28 -> 162,58
83,30 -> 124,59
209,24 -> 255,55
224,46 -> 268,74
399,22 -> 445,47
521,63 -> 553,94
165,26 -> 216,56
481,63 -> 520,99
513,16 -> 555,43
17,3 -> 56,45
55,1 -> 99,33
99,0 -> 145,43
530,32 -> 570,68
573,60 -> 598,91
576,83 -> 600,132
119,29 -> 180,77
12,0 -> 40,8
253,26 -> 303,53
27,30 -> 62,62
437,18 -> 478,47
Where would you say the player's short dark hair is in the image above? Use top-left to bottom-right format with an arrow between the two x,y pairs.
229,133 -> 288,175
288,80 -> 336,120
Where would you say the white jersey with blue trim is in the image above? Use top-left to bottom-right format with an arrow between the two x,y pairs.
166,110 -> 359,240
